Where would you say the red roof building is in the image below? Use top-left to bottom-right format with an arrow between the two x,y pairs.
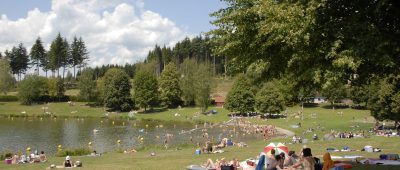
214,95 -> 225,108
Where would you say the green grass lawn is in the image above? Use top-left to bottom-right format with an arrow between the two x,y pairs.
0,101 -> 233,123
0,102 -> 399,169
0,102 -> 106,118
0,136 -> 399,170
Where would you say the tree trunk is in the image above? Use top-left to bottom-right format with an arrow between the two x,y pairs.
224,56 -> 227,79
62,66 -> 65,80
73,66 -> 76,78
213,55 -> 216,75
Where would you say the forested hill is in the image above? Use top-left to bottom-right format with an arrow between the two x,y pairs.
144,36 -> 226,76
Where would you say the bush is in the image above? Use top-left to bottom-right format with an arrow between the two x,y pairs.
0,152 -> 13,160
69,96 -> 88,102
37,95 -> 70,103
56,148 -> 91,157
18,75 -> 48,105
0,95 -> 18,102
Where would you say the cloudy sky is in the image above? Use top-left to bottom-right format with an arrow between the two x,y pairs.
0,0 -> 225,66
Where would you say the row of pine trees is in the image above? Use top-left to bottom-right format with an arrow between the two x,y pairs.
0,33 -> 88,80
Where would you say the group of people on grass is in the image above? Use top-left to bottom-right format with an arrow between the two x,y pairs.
6,151 -> 47,164
203,147 -> 336,170
47,155 -> 82,169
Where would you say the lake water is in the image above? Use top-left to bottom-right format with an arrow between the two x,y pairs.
0,117 -> 262,154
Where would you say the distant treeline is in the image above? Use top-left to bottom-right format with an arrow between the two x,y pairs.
86,36 -> 226,79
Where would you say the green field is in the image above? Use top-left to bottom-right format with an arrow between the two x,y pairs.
0,102 -> 399,169
0,137 -> 398,170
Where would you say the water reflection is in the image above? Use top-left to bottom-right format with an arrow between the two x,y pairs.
0,117 -> 261,155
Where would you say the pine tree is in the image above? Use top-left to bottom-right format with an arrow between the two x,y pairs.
70,36 -> 89,78
9,43 -> 29,81
61,38 -> 70,79
48,33 -> 64,77
30,37 -> 46,75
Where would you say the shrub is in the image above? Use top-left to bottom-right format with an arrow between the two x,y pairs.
0,95 -> 18,102
56,148 -> 91,157
18,75 -> 48,105
0,152 -> 13,160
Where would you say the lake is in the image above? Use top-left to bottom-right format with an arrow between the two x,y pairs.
0,117 -> 262,155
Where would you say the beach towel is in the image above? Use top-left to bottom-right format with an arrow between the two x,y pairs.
256,155 -> 265,170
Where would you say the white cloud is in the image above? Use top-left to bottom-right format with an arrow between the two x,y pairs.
0,0 -> 189,66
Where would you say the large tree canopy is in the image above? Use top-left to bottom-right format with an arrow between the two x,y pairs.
159,62 -> 181,108
209,0 -> 400,89
368,75 -> 400,124
225,74 -> 255,113
255,82 -> 285,114
103,68 -> 133,111
133,70 -> 158,111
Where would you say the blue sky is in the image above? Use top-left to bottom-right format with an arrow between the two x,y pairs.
0,0 -> 225,35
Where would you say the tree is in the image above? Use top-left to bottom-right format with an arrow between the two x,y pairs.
9,43 -> 29,81
30,37 -> 46,75
321,80 -> 347,107
194,64 -> 214,113
210,0 -> 400,101
368,75 -> 400,125
0,58 -> 14,95
179,58 -> 197,105
48,33 -> 69,77
61,38 -> 70,79
133,70 -> 158,111
96,77 -> 105,104
70,36 -> 89,78
225,74 -> 255,113
78,68 -> 97,102
40,52 -> 50,77
103,68 -> 132,111
159,62 -> 181,107
47,77 -> 65,101
255,82 -> 285,114
350,85 -> 369,106
18,75 -> 48,105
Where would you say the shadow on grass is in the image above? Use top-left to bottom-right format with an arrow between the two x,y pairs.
302,103 -> 319,108
139,108 -> 168,114
0,102 -> 5,105
321,104 -> 349,109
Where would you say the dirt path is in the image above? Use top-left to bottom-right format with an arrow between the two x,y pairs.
275,127 -> 295,137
